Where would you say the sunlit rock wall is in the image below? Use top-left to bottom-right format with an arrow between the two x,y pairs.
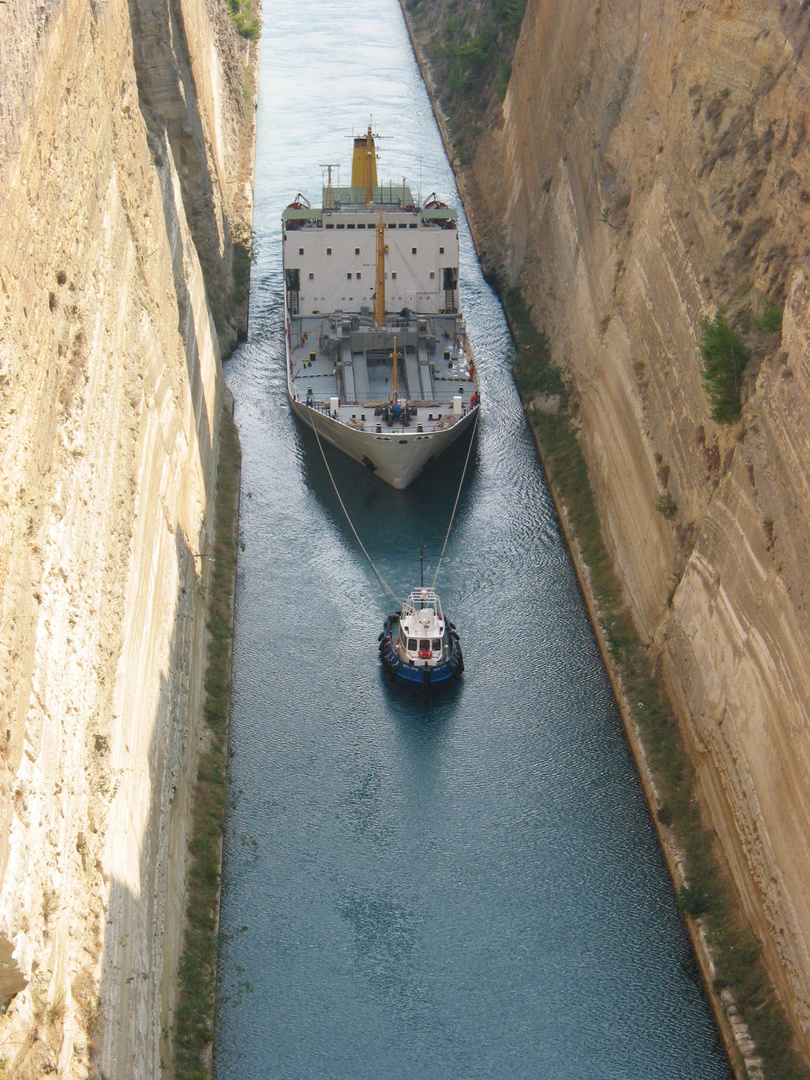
0,0 -> 251,1074
452,0 -> 810,1053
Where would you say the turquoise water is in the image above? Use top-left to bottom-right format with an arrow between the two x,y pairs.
214,3 -> 732,1077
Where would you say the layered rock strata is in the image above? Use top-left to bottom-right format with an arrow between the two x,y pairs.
0,0 -> 253,1075
411,0 -> 810,1059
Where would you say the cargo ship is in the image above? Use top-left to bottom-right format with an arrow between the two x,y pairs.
282,125 -> 480,489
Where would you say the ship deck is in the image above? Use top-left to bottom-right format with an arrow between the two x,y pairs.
288,311 -> 477,433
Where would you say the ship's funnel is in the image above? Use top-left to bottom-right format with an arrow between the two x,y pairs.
352,124 -> 378,203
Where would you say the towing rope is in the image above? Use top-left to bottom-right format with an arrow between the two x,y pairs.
308,417 -> 402,606
431,404 -> 479,589
307,403 -> 480,604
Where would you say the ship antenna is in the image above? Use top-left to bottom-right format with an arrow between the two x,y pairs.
365,123 -> 374,205
320,163 -> 339,210
420,543 -> 426,588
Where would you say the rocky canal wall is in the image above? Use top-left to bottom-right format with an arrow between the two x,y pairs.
0,0 -> 254,1074
404,0 -> 810,1066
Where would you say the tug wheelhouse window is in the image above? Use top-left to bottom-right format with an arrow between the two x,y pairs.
419,639 -> 430,651
408,639 -> 417,651
431,639 -> 441,652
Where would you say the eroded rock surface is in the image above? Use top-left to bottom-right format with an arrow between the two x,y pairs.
411,0 -> 810,1057
0,0 -> 253,1074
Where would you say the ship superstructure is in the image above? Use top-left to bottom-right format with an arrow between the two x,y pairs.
282,125 -> 479,489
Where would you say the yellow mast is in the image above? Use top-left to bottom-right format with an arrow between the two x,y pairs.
374,213 -> 386,328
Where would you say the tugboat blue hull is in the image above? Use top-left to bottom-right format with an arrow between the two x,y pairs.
378,615 -> 463,703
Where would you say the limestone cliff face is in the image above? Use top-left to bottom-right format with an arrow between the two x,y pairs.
453,0 -> 810,1054
0,0 -> 252,1074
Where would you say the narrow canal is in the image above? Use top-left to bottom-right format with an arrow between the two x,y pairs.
214,2 -> 732,1076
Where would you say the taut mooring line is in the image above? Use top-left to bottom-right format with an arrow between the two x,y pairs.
432,405 -> 479,590
307,415 -> 401,606
306,402 -> 480,602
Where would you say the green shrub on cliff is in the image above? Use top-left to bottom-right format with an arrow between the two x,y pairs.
754,298 -> 783,335
505,287 -> 564,400
699,310 -> 750,424
228,0 -> 261,40
174,404 -> 241,1079
409,0 -> 526,157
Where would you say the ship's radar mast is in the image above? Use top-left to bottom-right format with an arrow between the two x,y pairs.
320,163 -> 339,209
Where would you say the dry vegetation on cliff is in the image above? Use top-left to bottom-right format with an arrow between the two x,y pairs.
174,402 -> 240,1080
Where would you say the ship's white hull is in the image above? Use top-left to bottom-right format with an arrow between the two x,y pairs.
288,390 -> 478,489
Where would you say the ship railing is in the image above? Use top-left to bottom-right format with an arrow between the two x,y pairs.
303,402 -> 409,433
402,588 -> 443,617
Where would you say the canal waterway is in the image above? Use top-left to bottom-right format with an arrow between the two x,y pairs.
214,2 -> 733,1077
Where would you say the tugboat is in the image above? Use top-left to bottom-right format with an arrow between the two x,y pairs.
282,123 -> 480,489
378,587 -> 464,703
